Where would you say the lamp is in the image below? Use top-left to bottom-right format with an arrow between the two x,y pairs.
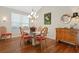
3,17 -> 7,21
71,12 -> 79,18
70,12 -> 79,28
28,9 -> 38,23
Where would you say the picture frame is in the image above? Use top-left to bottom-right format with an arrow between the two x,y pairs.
61,14 -> 71,24
44,12 -> 51,25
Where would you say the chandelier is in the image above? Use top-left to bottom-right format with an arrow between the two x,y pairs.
28,9 -> 38,21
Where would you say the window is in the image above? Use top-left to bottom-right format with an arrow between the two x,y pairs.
21,15 -> 29,27
11,13 -> 29,37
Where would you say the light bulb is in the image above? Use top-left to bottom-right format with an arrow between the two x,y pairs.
31,20 -> 34,23
34,12 -> 36,15
31,12 -> 33,15
28,15 -> 31,18
37,15 -> 38,18
3,17 -> 7,22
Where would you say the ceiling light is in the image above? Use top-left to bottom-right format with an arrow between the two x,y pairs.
28,9 -> 38,20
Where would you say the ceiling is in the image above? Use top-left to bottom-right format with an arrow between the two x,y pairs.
5,6 -> 79,13
5,6 -> 42,13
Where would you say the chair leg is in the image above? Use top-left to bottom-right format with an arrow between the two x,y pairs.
10,34 -> 12,39
20,38 -> 24,47
45,39 -> 47,51
4,35 -> 6,40
40,41 -> 43,52
20,40 -> 22,46
20,39 -> 22,47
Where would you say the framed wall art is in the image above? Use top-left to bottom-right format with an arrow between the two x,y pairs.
44,12 -> 51,25
61,14 -> 71,24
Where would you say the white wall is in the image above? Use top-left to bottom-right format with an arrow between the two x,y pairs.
33,6 -> 75,39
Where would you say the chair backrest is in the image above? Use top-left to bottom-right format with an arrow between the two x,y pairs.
19,27 -> 23,35
19,26 -> 29,36
37,26 -> 42,32
0,26 -> 7,34
40,27 -> 48,36
30,27 -> 36,32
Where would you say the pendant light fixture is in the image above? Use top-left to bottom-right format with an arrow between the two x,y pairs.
28,9 -> 38,22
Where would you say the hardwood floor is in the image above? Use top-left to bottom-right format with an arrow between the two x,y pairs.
0,37 -> 79,53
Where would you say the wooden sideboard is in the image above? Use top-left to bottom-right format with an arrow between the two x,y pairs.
56,28 -> 78,46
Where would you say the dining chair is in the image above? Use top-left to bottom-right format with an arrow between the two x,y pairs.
36,26 -> 43,36
35,27 -> 48,52
0,26 -> 12,39
19,27 -> 33,46
37,26 -> 42,32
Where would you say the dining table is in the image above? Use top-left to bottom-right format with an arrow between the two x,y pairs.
30,31 -> 40,46
24,27 -> 41,46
